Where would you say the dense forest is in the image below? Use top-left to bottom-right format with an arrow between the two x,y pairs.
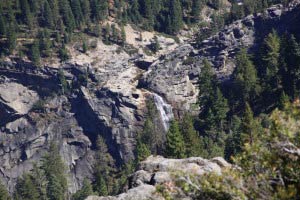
0,0 -> 299,200
0,0 -> 293,64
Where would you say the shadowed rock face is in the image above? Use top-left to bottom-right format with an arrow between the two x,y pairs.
86,156 -> 231,200
0,1 -> 300,195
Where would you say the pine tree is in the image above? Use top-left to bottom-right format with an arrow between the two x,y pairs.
82,41 -> 87,53
104,23 -> 111,44
14,174 -> 40,200
30,164 -> 47,200
136,137 -> 151,162
212,87 -> 229,132
224,115 -> 242,160
165,120 -> 186,158
81,0 -> 91,24
71,0 -> 83,26
241,103 -> 258,147
72,179 -> 94,200
0,181 -> 10,200
166,0 -> 183,34
121,25 -> 126,46
93,136 -> 115,195
150,36 -> 160,53
95,176 -> 108,196
181,114 -> 201,157
59,0 -> 76,32
7,25 -> 17,54
39,30 -> 51,57
198,59 -> 216,116
43,0 -> 54,28
261,30 -> 281,90
20,0 -> 34,28
130,0 -> 142,24
30,40 -> 41,66
41,143 -> 67,200
58,45 -> 70,62
191,0 -> 202,23
280,35 -> 300,99
233,49 -> 259,102
47,174 -> 64,200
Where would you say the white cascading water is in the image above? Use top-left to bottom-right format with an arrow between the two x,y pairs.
153,93 -> 174,131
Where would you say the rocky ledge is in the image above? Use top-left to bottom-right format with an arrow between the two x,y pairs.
87,156 -> 231,200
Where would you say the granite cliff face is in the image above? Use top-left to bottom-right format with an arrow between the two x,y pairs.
0,1 -> 300,195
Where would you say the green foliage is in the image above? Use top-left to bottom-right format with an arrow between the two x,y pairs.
0,181 -> 10,200
93,136 -> 115,195
58,45 -> 70,62
72,179 -> 94,200
82,41 -> 87,53
136,138 -> 151,162
233,49 -> 260,102
165,120 -> 186,158
58,69 -> 69,94
180,114 -> 201,157
30,40 -> 41,66
175,102 -> 300,200
41,143 -> 68,200
14,174 -> 40,200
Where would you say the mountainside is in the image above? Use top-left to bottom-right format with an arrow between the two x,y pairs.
0,0 -> 300,199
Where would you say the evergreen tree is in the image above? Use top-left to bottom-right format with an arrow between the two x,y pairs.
180,114 -> 201,157
71,0 -> 83,26
280,35 -> 300,99
198,59 -> 216,116
7,25 -> 17,54
20,0 -> 34,28
121,25 -> 126,46
47,174 -> 64,200
72,179 -> 94,200
82,41 -> 87,53
14,174 -> 39,200
191,0 -> 202,23
233,49 -> 259,102
30,40 -> 41,66
93,136 -> 115,195
59,45 -> 70,62
104,23 -> 111,44
165,120 -> 186,158
241,103 -> 258,147
136,137 -> 151,162
39,30 -> 51,57
129,0 -> 142,24
261,30 -> 281,90
166,0 -> 183,34
43,0 -> 54,28
81,0 -> 91,24
59,0 -> 76,32
95,176 -> 108,196
0,181 -> 10,200
224,115 -> 242,160
30,164 -> 47,200
41,143 -> 67,200
150,36 -> 160,53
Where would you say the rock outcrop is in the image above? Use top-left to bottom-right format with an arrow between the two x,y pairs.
87,156 -> 231,200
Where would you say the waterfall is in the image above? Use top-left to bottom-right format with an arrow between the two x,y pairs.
153,93 -> 174,131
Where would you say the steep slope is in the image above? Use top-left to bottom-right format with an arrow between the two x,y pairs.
0,1 -> 300,195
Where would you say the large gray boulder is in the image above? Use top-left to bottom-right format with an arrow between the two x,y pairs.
0,81 -> 39,124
